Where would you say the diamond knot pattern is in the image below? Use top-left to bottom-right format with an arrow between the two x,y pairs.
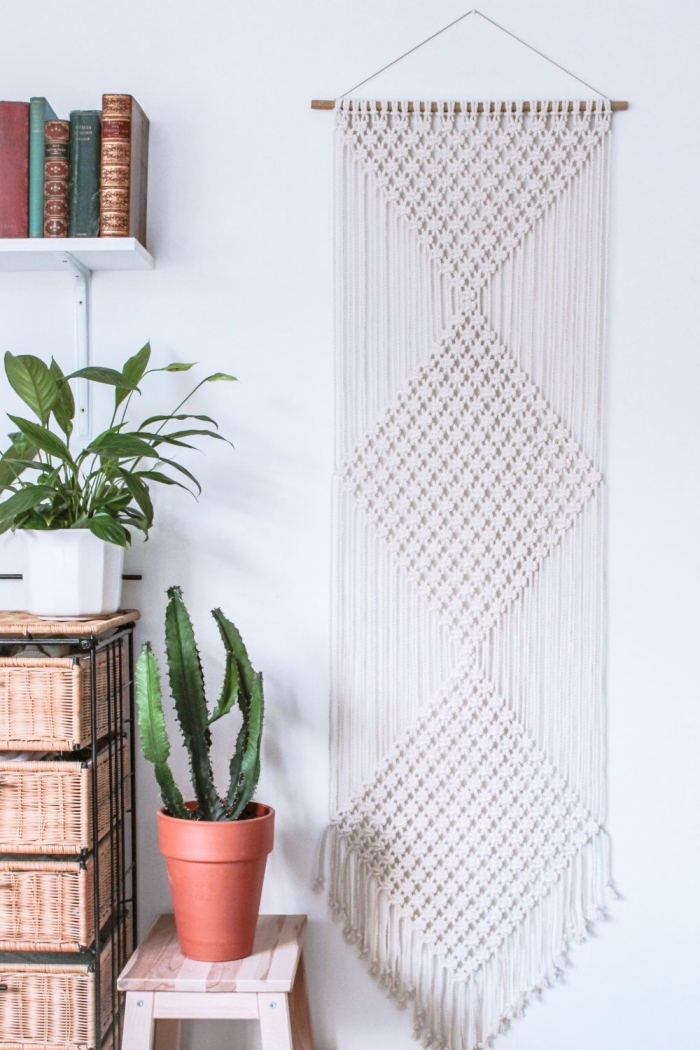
339,311 -> 601,642
335,663 -> 600,979
331,99 -> 612,1049
339,101 -> 611,292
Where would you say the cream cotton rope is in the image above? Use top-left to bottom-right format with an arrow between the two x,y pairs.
328,98 -> 615,1050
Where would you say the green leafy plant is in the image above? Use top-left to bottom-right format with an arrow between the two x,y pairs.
135,586 -> 264,821
0,344 -> 235,546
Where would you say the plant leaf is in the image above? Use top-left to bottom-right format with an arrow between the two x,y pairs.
96,490 -> 132,514
86,432 -> 158,459
205,373 -> 237,383
86,515 -> 131,547
7,416 -> 73,463
117,342 -> 151,409
122,342 -> 151,387
138,413 -> 219,430
1,457 -> 46,471
165,585 -> 223,820
135,643 -> 190,819
116,470 -> 154,529
139,433 -> 197,450
156,362 -> 197,373
66,366 -> 137,389
134,470 -> 192,494
0,485 -> 57,523
153,457 -> 202,495
4,353 -> 59,425
49,358 -> 75,439
156,428 -> 229,444
0,435 -> 38,493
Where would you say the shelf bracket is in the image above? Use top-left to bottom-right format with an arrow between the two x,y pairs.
57,252 -> 92,438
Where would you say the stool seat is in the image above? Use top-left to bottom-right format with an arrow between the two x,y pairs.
117,914 -> 314,1050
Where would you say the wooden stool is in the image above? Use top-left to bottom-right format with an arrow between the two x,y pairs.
117,914 -> 314,1050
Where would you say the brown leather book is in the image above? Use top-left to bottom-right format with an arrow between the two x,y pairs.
100,94 -> 149,244
43,119 -> 70,237
0,102 -> 29,237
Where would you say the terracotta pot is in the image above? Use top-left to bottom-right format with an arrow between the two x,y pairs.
157,802 -> 275,962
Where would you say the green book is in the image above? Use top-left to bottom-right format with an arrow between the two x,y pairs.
29,97 -> 57,237
68,111 -> 101,237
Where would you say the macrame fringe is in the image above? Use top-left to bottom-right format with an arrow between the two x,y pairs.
328,826 -> 615,1050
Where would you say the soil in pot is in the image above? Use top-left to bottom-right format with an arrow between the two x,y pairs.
157,801 -> 275,962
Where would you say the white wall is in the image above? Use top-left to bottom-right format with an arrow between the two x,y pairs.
0,3 -> 698,1048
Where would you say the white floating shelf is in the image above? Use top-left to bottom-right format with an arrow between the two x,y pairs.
0,237 -> 155,436
0,237 -> 154,272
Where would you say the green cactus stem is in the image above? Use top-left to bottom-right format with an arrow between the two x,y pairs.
134,643 -> 189,819
135,586 -> 265,821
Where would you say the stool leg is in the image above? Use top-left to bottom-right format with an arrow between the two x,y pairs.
258,992 -> 294,1050
289,956 -> 315,1050
155,1019 -> 182,1050
122,991 -> 155,1050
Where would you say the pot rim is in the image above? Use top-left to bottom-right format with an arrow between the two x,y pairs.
22,527 -> 119,538
157,801 -> 274,826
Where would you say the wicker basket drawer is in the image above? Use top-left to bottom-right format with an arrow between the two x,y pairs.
0,913 -> 130,1049
0,743 -> 129,855
0,649 -> 127,751
0,836 -> 115,952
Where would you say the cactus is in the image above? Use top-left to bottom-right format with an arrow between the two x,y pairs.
135,585 -> 264,820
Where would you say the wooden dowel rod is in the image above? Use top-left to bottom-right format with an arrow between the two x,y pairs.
311,99 -> 628,112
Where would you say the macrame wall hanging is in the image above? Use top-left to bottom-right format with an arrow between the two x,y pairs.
317,13 -> 624,1050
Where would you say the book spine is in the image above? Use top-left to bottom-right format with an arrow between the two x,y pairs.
68,111 -> 101,237
100,94 -> 132,237
28,97 -> 56,237
0,102 -> 29,237
43,120 -> 70,238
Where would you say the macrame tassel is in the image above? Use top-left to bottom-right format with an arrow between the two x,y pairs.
330,98 -> 613,1050
329,826 -> 613,1050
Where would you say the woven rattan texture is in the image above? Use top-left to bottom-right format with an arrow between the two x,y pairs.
0,836 -> 113,952
0,913 -> 129,1048
0,742 -> 128,854
0,611 -> 139,638
0,650 -> 127,751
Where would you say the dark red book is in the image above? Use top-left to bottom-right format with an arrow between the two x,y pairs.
0,102 -> 29,237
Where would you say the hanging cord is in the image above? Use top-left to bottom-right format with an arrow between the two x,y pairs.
338,9 -> 609,100
475,11 -> 607,98
339,9 -> 477,97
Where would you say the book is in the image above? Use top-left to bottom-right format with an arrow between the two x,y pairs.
29,97 -> 57,237
100,94 -> 149,244
0,102 -> 29,237
68,111 -> 101,237
43,120 -> 70,238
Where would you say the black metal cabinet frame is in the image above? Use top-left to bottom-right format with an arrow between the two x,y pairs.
0,622 -> 138,1050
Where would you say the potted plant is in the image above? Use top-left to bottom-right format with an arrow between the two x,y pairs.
136,585 -> 273,962
0,344 -> 234,617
